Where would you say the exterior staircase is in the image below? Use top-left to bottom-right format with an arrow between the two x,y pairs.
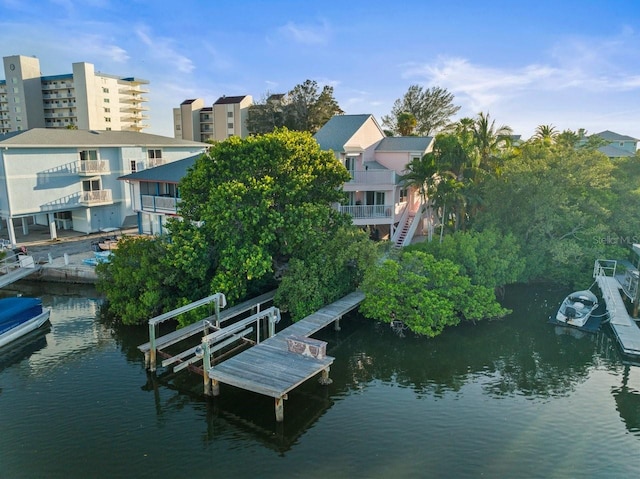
393,213 -> 415,248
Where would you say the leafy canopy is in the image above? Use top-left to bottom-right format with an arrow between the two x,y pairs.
177,128 -> 351,302
360,251 -> 509,337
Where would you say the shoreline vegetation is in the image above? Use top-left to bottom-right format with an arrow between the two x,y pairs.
97,91 -> 640,337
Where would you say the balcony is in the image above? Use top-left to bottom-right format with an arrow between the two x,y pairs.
80,189 -> 113,205
344,170 -> 397,191
147,157 -> 165,168
78,160 -> 110,175
338,204 -> 394,224
141,195 -> 180,214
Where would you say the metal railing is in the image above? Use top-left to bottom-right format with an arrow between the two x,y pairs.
80,189 -> 112,204
339,204 -> 394,219
78,160 -> 110,174
141,195 -> 179,213
346,170 -> 396,185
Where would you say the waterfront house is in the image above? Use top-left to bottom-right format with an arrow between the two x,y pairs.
0,128 -> 207,244
592,130 -> 639,158
313,114 -> 434,246
118,155 -> 200,235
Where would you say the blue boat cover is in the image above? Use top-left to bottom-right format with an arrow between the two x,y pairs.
0,298 -> 44,335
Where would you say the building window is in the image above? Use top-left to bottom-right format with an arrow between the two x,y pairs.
104,107 -> 110,113
14,106 -> 21,113
227,112 -> 233,118
227,122 -> 234,129
13,87 -> 19,94
105,117 -> 111,122
106,127 -> 112,131
399,188 -> 408,202
82,179 -> 101,192
102,87 -> 109,93
130,160 -> 137,172
147,149 -> 162,159
79,150 -> 98,162
104,98 -> 110,103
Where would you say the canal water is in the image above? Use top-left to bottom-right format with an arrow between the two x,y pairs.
1,282 -> 640,478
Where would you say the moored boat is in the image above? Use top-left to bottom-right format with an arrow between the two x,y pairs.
554,290 -> 599,330
0,297 -> 51,348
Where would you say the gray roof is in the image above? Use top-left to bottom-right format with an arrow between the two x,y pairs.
598,144 -> 637,158
375,136 -> 433,153
214,95 -> 249,105
118,155 -> 201,183
314,114 -> 373,152
595,130 -> 639,142
0,128 -> 208,148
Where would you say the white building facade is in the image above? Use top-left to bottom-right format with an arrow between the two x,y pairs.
1,55 -> 149,134
0,129 -> 207,244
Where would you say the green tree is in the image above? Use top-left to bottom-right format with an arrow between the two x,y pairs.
284,80 -> 343,134
532,124 -> 558,144
382,85 -> 460,136
246,92 -> 286,135
360,251 -> 509,337
96,236 -> 172,325
407,229 -> 525,288
475,140 -> 615,284
471,111 -> 513,173
275,226 -> 379,321
397,112 -> 417,136
177,128 -> 351,302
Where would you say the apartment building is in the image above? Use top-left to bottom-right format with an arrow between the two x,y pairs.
0,129 -> 207,244
0,55 -> 149,134
173,95 -> 252,142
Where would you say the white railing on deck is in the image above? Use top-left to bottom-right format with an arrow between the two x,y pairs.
339,204 -> 394,219
141,195 -> 180,213
80,189 -> 112,204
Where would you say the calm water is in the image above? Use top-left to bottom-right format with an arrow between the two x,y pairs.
1,282 -> 640,478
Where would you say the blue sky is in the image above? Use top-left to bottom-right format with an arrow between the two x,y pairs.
2,0 -> 640,140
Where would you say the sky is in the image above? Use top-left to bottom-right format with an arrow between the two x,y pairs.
2,0 -> 640,140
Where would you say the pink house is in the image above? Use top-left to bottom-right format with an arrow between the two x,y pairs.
314,114 -> 434,246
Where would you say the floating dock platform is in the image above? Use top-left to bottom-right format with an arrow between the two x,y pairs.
594,260 -> 640,358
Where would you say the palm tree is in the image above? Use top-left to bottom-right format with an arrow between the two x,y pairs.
402,154 -> 440,241
532,124 -> 558,144
472,112 -> 513,175
397,112 -> 417,136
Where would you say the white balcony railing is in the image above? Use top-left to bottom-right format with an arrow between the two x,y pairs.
78,160 -> 110,175
141,195 -> 180,213
346,170 -> 396,185
80,189 -> 112,205
339,204 -> 394,219
147,158 -> 165,168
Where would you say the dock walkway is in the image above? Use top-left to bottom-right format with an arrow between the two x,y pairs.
595,274 -> 640,357
0,255 -> 40,288
208,291 -> 365,421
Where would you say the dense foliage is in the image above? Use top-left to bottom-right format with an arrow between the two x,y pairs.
360,251 -> 509,337
247,80 -> 343,135
275,226 -> 379,321
382,85 -> 461,136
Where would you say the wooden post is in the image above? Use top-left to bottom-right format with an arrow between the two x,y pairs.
148,322 -> 157,372
211,378 -> 220,396
268,311 -> 276,338
202,340 -> 212,396
214,295 -> 221,328
275,396 -> 285,422
319,367 -> 333,385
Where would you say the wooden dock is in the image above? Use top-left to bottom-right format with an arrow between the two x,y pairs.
207,291 -> 365,422
595,273 -> 640,358
138,290 -> 276,371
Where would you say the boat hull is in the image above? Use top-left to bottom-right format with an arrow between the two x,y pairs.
0,309 -> 51,348
554,290 -> 599,330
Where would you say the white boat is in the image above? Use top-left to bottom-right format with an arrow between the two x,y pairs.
555,290 -> 599,329
0,297 -> 51,348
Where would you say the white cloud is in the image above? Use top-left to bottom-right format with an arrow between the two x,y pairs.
274,20 -> 331,46
135,26 -> 194,74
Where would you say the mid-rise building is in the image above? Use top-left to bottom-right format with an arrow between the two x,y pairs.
0,55 -> 149,134
0,129 -> 207,244
173,95 -> 252,142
